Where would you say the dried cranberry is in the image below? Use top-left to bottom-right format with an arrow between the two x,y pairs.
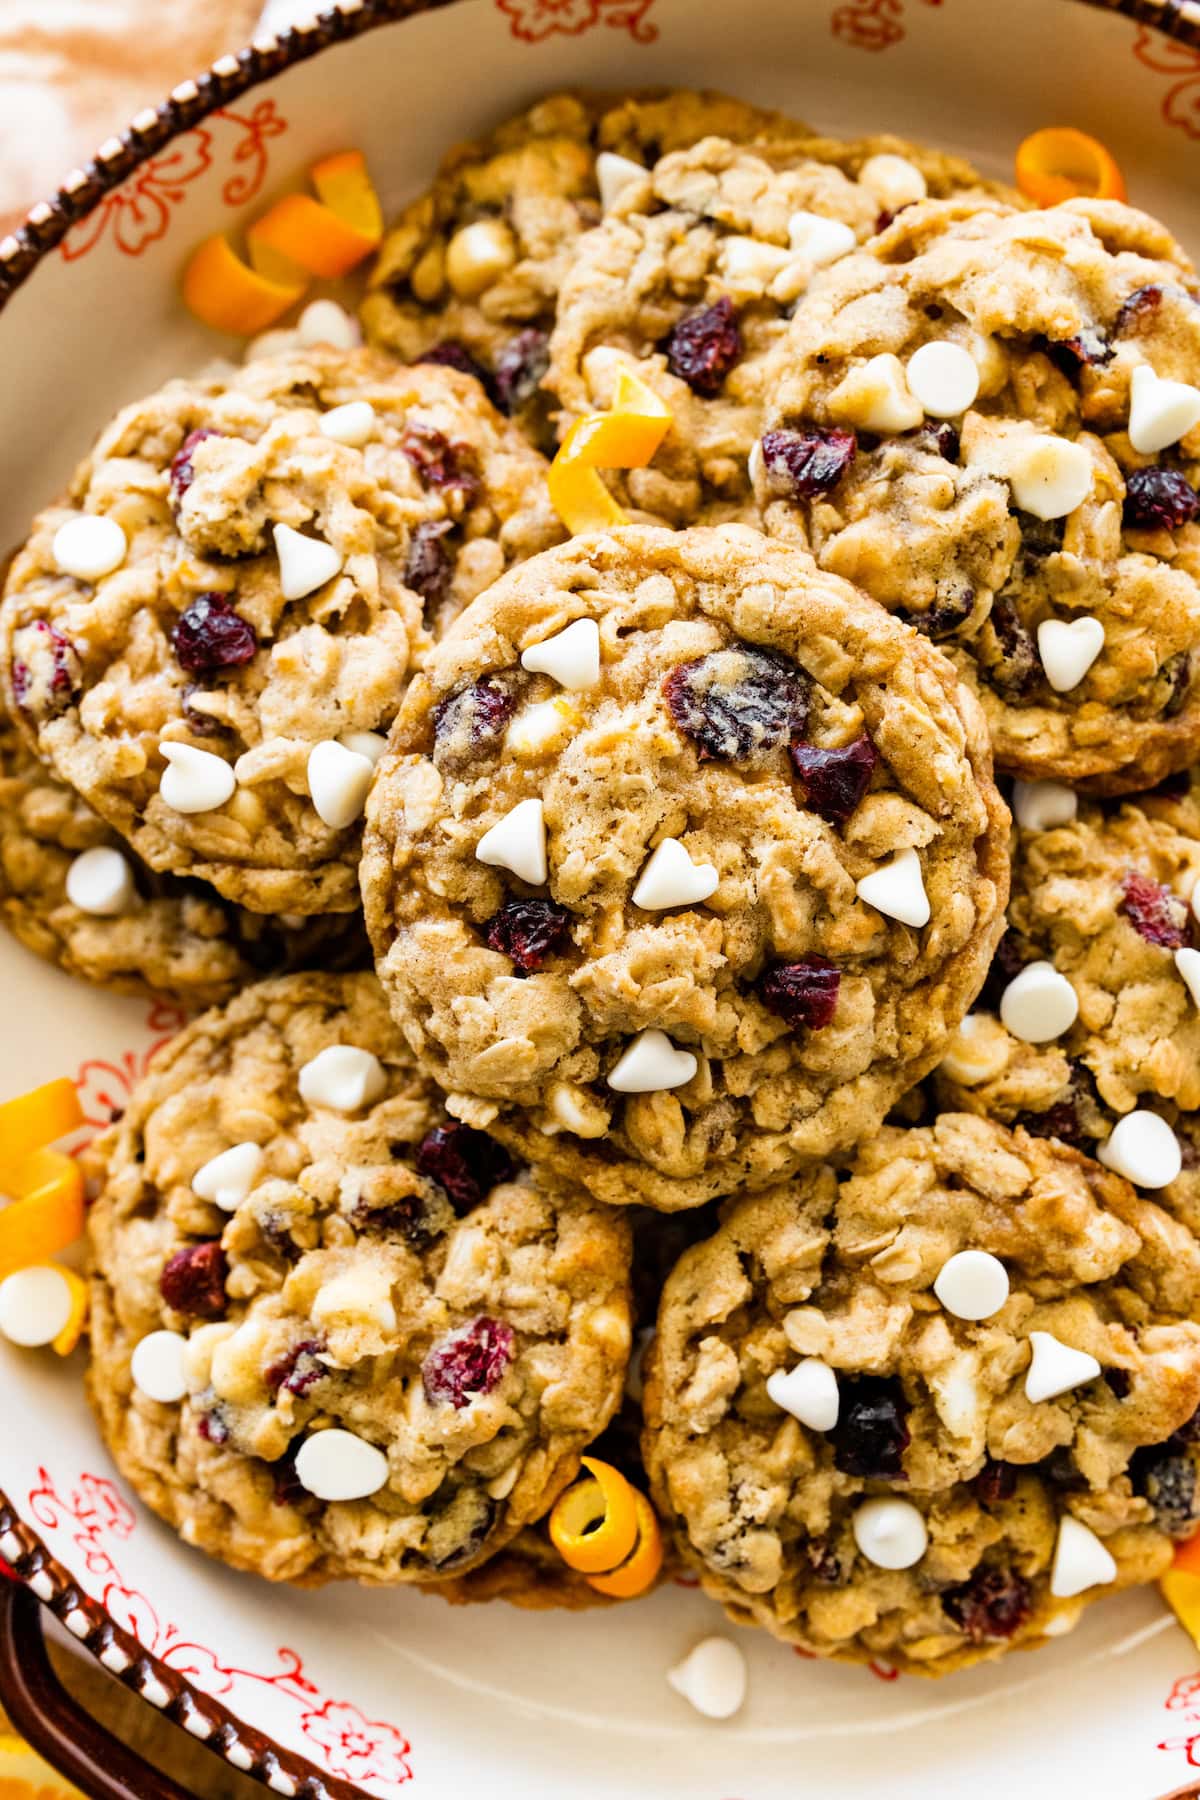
663,295 -> 742,396
1163,652 -> 1194,718
1131,1447 -> 1200,1534
1115,284 -> 1164,334
492,327 -> 550,416
401,423 -> 481,504
417,340 -> 491,388
1123,466 -> 1200,532
172,594 -> 258,675
902,588 -> 976,642
160,1240 -> 227,1320
831,1376 -> 910,1479
197,1407 -> 229,1445
790,736 -> 878,823
357,1191 -> 441,1248
270,1443 -> 308,1509
943,1567 -> 1033,1642
422,1315 -> 515,1409
404,520 -> 455,612
1043,327 -> 1113,376
973,1459 -> 1018,1505
168,428 -> 222,509
759,427 -> 857,499
485,897 -> 572,973
264,1339 -> 327,1397
759,956 -> 841,1031
1017,1098 -> 1088,1149
416,1123 -> 514,1213
985,594 -> 1038,699
10,621 -> 81,718
912,420 -> 961,461
181,686 -> 228,737
664,645 -> 808,762
1016,511 -> 1066,560
432,676 -> 516,765
807,1541 -> 845,1585
1104,1368 -> 1132,1399
1120,868 -> 1188,949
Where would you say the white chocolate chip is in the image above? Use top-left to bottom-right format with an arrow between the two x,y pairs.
445,219 -> 516,299
547,1080 -> 610,1138
192,1142 -> 263,1213
1012,779 -> 1077,831
1037,616 -> 1105,693
520,618 -> 601,690
937,1012 -> 1011,1087
1097,1110 -> 1182,1189
505,699 -> 579,759
859,153 -> 927,212
1128,361 -> 1200,455
905,342 -> 980,418
312,1265 -> 397,1334
855,846 -> 930,928
999,960 -> 1079,1044
596,150 -> 646,211
294,1428 -> 389,1502
608,1030 -> 697,1094
632,838 -> 719,911
319,401 -> 376,447
273,522 -> 344,601
1024,1329 -> 1102,1403
787,210 -> 856,267
1176,947 -> 1200,1009
337,730 -> 388,765
0,1265 -> 74,1348
130,1329 -> 190,1402
65,845 -> 135,917
666,1638 -> 746,1720
1008,435 -> 1092,520
298,1044 -> 387,1113
296,299 -> 361,351
53,514 -> 127,582
307,739 -> 374,830
475,797 -> 547,885
718,235 -> 793,297
158,742 -> 236,815
1050,1514 -> 1116,1598
933,1250 -> 1009,1322
766,1358 -> 839,1431
852,1497 -> 928,1570
829,353 -> 923,434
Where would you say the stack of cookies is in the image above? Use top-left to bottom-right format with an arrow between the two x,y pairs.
7,87 -> 1200,1679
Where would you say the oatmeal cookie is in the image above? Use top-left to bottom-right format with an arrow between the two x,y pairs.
757,197 -> 1200,790
1,348 -> 559,916
642,1113 -> 1200,1674
361,524 -> 1009,1211
86,972 -> 632,1586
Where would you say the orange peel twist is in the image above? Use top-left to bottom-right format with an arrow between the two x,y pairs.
547,368 -> 674,535
549,1456 -> 663,1597
1015,127 -> 1126,207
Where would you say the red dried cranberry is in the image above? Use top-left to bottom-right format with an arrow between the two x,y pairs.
485,897 -> 572,973
1123,466 -> 1200,532
197,1407 -> 229,1445
831,1376 -> 910,1479
943,1567 -> 1033,1642
432,676 -> 517,764
401,423 -> 481,504
1130,1447 -> 1200,1534
492,327 -> 550,416
264,1339 -> 327,1397
664,645 -> 808,762
663,295 -> 742,396
973,1459 -> 1018,1505
790,736 -> 878,823
902,588 -> 975,642
417,341 -> 492,388
356,1192 -> 437,1248
169,429 -> 222,510
759,956 -> 841,1031
985,594 -> 1038,699
404,520 -> 455,612
759,428 -> 857,499
160,1240 -> 228,1320
10,621 -> 81,718
807,1541 -> 845,1585
1043,327 -> 1113,376
1120,868 -> 1188,949
181,685 -> 228,737
1115,284 -> 1164,334
416,1123 -> 514,1212
1018,1098 -> 1088,1148
172,594 -> 258,675
422,1315 -> 515,1409
912,421 -> 961,462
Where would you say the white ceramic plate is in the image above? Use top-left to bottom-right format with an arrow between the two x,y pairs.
4,2 -> 1200,1794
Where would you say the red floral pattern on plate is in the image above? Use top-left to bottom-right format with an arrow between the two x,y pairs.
1131,25 -> 1200,141
831,0 -> 942,52
496,0 -> 658,44
70,999 -> 189,1145
26,1468 -> 413,1794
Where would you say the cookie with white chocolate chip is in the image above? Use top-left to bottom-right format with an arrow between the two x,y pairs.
86,972 -> 633,1587
0,347 -> 560,917
360,523 -> 1009,1211
756,197 -> 1200,791
641,1113 -> 1200,1675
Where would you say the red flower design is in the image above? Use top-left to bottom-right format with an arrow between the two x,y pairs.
496,0 -> 657,45
300,1700 -> 412,1788
831,0 -> 941,51
1132,25 -> 1200,141
218,101 -> 289,206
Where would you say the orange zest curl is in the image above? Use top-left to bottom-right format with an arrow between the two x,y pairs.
1015,127 -> 1126,207
549,1456 -> 640,1575
585,1489 -> 664,1599
547,368 -> 674,535
0,1078 -> 82,1175
1161,1529 -> 1200,1649
0,1151 -> 85,1283
49,1263 -> 90,1356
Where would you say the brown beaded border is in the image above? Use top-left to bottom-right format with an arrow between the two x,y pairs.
0,0 -> 1198,1794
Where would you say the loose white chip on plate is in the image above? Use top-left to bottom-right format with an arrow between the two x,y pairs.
158,742 -> 236,815
1050,1515 -> 1117,1598
294,1429 -> 389,1502
192,1142 -> 264,1213
766,1358 -> 840,1431
53,514 -> 127,582
858,153 -> 928,211
520,618 -> 601,690
296,298 -> 362,351
666,1638 -> 747,1720
307,739 -> 375,830
852,1497 -> 928,1570
1128,361 -> 1200,455
632,838 -> 719,911
933,1250 -> 1010,1322
0,1266 -> 74,1348
475,797 -> 547,885
273,522 -> 344,601
1097,1111 -> 1182,1189
65,845 -> 135,917
1008,435 -> 1093,520
999,960 -> 1079,1044
319,401 -> 377,447
829,352 -> 923,434
338,729 -> 388,766
607,1030 -> 697,1094
298,1044 -> 387,1113
131,1329 -> 190,1403
596,150 -> 646,212
1176,947 -> 1200,1009
787,210 -> 856,266
855,846 -> 930,928
1037,616 -> 1105,693
1012,779 -> 1077,831
1024,1329 -> 1102,1403
905,342 -> 980,418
